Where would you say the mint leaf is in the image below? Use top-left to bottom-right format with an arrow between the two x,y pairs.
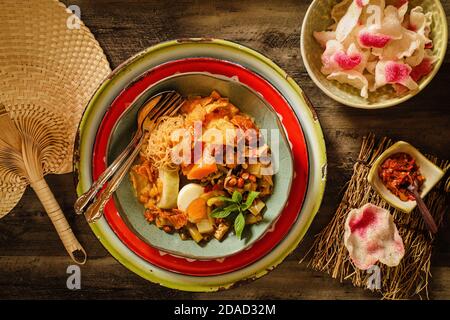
211,203 -> 239,218
232,190 -> 242,203
243,191 -> 260,210
234,212 -> 245,239
210,208 -> 232,218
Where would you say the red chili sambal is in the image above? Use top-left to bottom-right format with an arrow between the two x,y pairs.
378,152 -> 425,201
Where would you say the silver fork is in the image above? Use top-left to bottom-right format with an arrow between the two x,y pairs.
74,91 -> 183,215
82,91 -> 185,223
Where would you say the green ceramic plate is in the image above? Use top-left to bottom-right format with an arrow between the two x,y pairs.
109,72 -> 294,260
301,0 -> 448,108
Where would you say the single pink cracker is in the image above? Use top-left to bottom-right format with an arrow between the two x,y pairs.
410,57 -> 434,82
385,61 -> 412,83
334,51 -> 362,70
359,31 -> 391,48
344,203 -> 405,270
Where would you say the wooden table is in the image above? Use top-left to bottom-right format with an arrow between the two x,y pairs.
0,0 -> 448,299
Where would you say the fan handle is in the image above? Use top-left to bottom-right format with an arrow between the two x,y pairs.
31,179 -> 87,264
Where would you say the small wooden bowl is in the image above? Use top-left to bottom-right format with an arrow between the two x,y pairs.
300,0 -> 448,109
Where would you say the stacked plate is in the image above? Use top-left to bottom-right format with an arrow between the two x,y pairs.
75,39 -> 326,291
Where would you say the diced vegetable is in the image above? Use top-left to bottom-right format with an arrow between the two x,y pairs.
186,197 -> 208,223
187,161 -> 218,180
247,163 -> 262,177
260,175 -> 274,196
249,199 -> 265,216
244,182 -> 257,191
179,231 -> 189,241
157,169 -> 179,209
214,223 -> 230,241
196,218 -> 214,234
245,214 -> 262,225
129,168 -> 149,197
187,223 -> 203,243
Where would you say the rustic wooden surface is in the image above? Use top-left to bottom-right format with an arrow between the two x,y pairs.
0,0 -> 449,300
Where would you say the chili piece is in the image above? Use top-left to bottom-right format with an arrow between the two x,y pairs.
378,152 -> 425,201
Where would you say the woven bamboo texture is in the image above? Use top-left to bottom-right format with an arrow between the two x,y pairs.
305,134 -> 449,299
0,0 -> 111,217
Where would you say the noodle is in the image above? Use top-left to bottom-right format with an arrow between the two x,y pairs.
143,115 -> 185,171
132,91 -> 274,243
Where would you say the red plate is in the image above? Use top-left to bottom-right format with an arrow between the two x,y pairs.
92,58 -> 308,276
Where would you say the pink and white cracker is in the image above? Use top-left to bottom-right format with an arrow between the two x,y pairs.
344,203 -> 405,270
336,0 -> 369,42
375,60 -> 418,90
321,40 -> 365,75
327,70 -> 369,98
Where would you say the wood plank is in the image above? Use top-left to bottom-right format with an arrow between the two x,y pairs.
0,0 -> 448,299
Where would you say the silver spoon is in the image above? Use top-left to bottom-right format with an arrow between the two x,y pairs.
74,91 -> 183,215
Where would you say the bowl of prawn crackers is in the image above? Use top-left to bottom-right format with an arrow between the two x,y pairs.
301,0 -> 447,108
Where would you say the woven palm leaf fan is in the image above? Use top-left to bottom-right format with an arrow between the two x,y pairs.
0,0 -> 111,263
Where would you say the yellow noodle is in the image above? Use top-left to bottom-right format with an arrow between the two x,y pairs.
143,115 -> 185,171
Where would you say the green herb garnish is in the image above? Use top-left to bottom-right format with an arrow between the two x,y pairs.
210,190 -> 260,239
234,212 -> 245,239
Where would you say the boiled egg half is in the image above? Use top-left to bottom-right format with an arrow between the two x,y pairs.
177,183 -> 205,211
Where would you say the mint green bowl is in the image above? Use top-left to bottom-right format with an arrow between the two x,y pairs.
109,72 -> 294,260
301,0 -> 448,109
